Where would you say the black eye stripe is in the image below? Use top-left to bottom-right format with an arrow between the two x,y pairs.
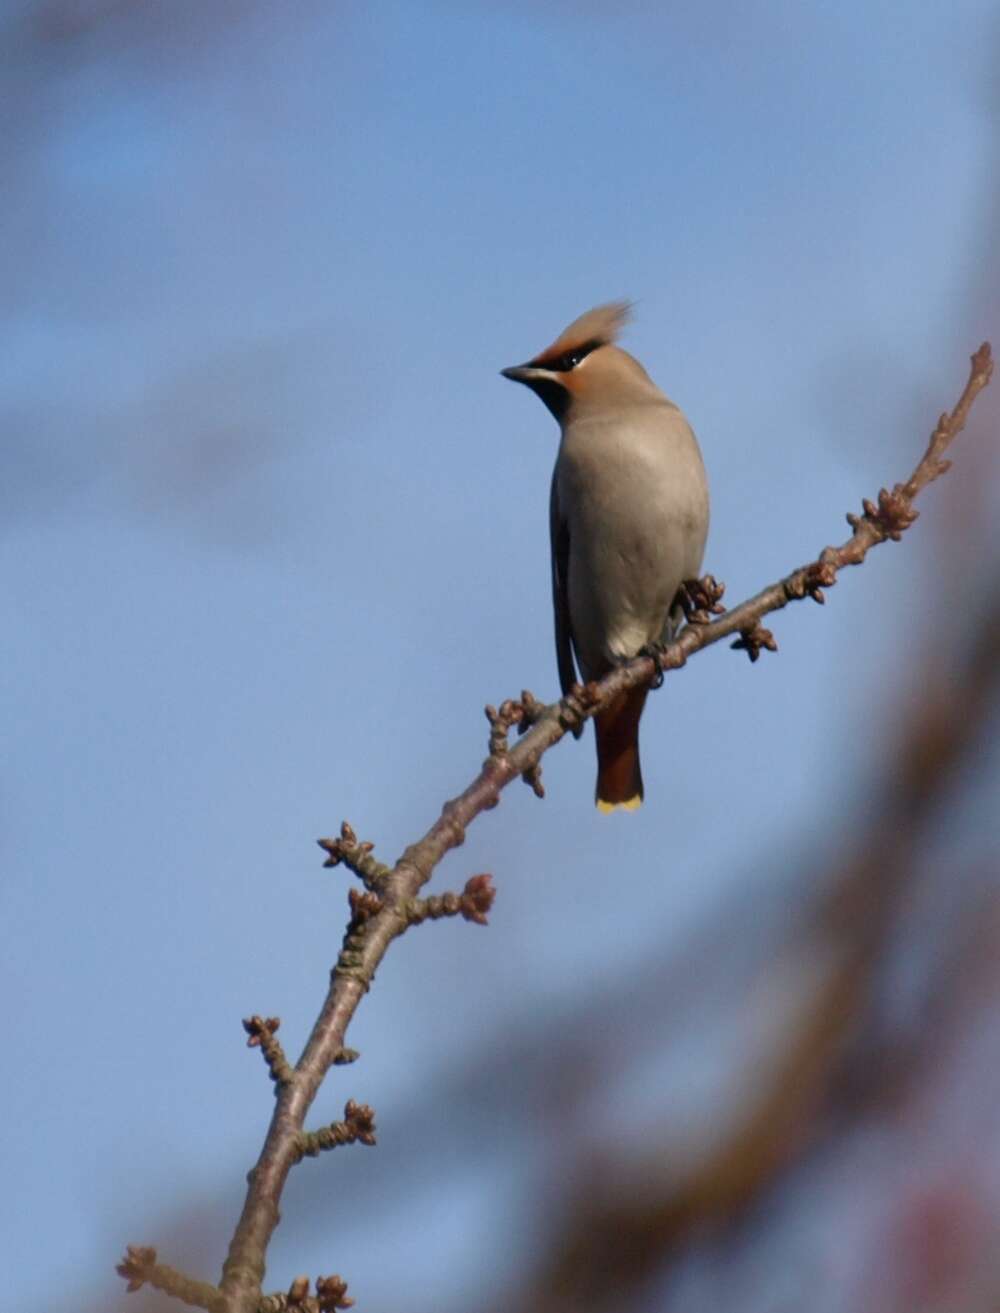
535,339 -> 602,373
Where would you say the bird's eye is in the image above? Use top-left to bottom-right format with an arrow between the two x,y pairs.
532,339 -> 600,373
550,345 -> 591,372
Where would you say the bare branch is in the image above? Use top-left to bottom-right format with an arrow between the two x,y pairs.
117,343 -> 992,1313
405,873 -> 497,928
243,1017 -> 294,1088
294,1100 -> 377,1163
317,822 -> 392,891
257,1273 -> 354,1312
116,1246 -> 224,1312
485,692 -> 546,795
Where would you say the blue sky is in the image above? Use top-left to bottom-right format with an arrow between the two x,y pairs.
2,3 -> 998,1309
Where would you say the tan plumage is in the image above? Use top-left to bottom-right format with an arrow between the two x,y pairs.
502,302 -> 709,812
531,301 -> 631,366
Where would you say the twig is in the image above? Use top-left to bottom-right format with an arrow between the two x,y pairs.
257,1273 -> 353,1312
117,344 -> 992,1313
116,1246 -> 224,1312
405,874 -> 497,928
243,1017 -> 295,1088
294,1100 -> 377,1162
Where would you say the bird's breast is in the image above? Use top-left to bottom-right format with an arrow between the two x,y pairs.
555,405 -> 709,674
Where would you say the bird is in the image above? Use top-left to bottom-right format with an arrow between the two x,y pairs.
501,302 -> 709,813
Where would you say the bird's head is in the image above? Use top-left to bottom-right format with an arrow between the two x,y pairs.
501,301 -> 657,422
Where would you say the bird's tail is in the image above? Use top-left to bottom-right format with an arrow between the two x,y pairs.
594,687 -> 647,813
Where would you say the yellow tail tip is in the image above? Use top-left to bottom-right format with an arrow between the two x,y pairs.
595,794 -> 643,814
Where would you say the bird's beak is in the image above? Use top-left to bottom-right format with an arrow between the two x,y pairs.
500,363 -> 545,385
501,360 -> 569,421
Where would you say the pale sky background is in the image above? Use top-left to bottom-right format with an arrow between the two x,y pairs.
2,2 -> 999,1310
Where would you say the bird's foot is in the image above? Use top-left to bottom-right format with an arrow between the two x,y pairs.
635,641 -> 668,689
562,682 -> 601,738
676,574 -> 726,625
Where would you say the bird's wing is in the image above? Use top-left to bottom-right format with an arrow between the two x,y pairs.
549,471 -> 578,699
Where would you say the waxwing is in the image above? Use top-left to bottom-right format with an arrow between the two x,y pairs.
502,303 -> 709,812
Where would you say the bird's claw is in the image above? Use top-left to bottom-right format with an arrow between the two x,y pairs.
636,642 -> 667,689
676,575 -> 726,624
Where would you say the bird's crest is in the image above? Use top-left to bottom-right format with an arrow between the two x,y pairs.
532,301 -> 631,367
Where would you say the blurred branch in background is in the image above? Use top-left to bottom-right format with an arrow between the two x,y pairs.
489,598 -> 1000,1313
